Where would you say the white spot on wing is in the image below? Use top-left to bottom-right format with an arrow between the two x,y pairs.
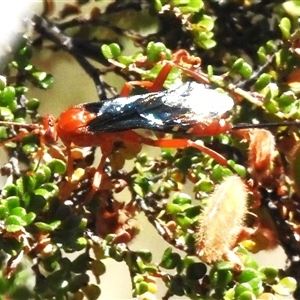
144,113 -> 163,125
165,82 -> 234,118
184,82 -> 234,117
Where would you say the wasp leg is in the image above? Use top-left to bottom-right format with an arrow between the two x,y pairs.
81,141 -> 114,203
120,63 -> 174,96
120,80 -> 153,96
148,63 -> 173,92
117,130 -> 228,166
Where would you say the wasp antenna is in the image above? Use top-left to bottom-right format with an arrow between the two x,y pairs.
0,120 -> 41,148
0,121 -> 39,129
232,121 -> 300,130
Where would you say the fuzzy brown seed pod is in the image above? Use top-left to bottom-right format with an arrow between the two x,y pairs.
247,129 -> 276,180
234,128 -> 276,182
196,175 -> 248,264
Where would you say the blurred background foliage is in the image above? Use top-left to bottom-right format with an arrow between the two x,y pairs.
1,0 -> 300,299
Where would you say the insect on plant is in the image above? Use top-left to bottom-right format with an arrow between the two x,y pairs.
1,59 -> 296,270
0,61 -> 298,198
0,63 -> 236,193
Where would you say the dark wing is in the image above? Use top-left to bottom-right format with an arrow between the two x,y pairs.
85,81 -> 234,133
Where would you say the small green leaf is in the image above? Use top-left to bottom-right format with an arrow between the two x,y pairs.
238,268 -> 264,283
24,212 -> 36,225
32,71 -> 47,81
142,265 -> 158,273
242,254 -> 259,269
0,106 -> 14,121
3,184 -> 19,197
101,44 -> 113,59
117,55 -> 135,66
173,193 -> 192,205
264,97 -> 278,114
34,188 -> 54,200
20,175 -> 37,193
22,143 -> 39,154
186,262 -> 207,280
5,215 -> 27,228
0,126 -> 8,139
232,58 -> 244,71
35,220 -> 61,231
258,266 -> 278,283
272,277 -> 297,296
231,58 -> 253,79
135,281 -> 148,295
210,265 -> 233,290
109,43 -> 121,57
154,0 -> 162,11
240,62 -> 253,79
211,164 -> 234,181
137,249 -> 152,263
0,86 -> 16,106
146,41 -> 171,62
10,207 -> 26,217
254,73 -> 272,91
175,214 -> 193,229
36,165 -> 52,183
8,100 -> 17,113
228,161 -> 247,178
30,71 -> 54,89
133,177 -> 152,197
277,92 -> 295,108
198,16 -> 214,31
160,248 -> 181,269
234,283 -> 253,298
47,159 -> 66,175
27,194 -> 47,213
236,291 -> 256,300
194,178 -> 214,193
6,196 -> 20,212
197,38 -> 216,50
26,98 -> 40,110
184,205 -> 201,219
283,1 -> 300,16
75,237 -> 87,250
166,203 -> 183,214
279,17 -> 291,39
248,277 -> 264,296
172,0 -> 203,13
6,224 -> 23,233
